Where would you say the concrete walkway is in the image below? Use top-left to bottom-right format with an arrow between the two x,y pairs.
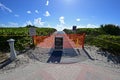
37,31 -> 89,63
0,61 -> 119,80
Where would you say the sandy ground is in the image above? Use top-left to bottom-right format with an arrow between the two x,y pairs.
0,46 -> 120,80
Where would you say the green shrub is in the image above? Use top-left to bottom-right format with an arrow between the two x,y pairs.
0,27 -> 56,52
85,35 -> 120,56
100,24 -> 120,35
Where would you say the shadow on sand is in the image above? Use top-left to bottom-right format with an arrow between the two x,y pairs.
0,58 -> 12,69
83,48 -> 95,60
99,51 -> 120,64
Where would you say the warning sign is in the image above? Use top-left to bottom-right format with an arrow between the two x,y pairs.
29,27 -> 36,36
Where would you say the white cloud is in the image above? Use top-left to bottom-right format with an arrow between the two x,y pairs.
23,18 -> 45,27
14,14 -> 19,17
46,0 -> 49,6
56,24 -> 70,31
26,21 -> 33,25
27,11 -> 31,14
56,24 -> 98,31
0,22 -> 19,27
86,24 -> 98,28
0,2 -> 12,12
76,18 -> 80,22
44,11 -> 50,17
55,16 -> 67,31
34,18 -> 45,26
59,16 -> 65,24
78,24 -> 99,28
35,10 -> 39,14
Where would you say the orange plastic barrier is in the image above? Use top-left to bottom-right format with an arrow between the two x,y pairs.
32,36 -> 49,46
67,33 -> 86,48
32,33 -> 86,49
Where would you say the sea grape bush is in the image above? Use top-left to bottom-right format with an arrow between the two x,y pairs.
0,27 -> 56,52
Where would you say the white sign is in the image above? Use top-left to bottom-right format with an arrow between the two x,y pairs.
29,27 -> 36,36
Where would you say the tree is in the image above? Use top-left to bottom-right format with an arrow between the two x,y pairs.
25,25 -> 36,28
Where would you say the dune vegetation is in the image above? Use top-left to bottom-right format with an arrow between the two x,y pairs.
64,24 -> 120,56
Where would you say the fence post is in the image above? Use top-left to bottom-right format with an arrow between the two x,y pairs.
7,39 -> 17,60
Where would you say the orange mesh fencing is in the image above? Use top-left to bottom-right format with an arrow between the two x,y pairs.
67,33 -> 86,48
32,36 -> 49,46
32,33 -> 86,49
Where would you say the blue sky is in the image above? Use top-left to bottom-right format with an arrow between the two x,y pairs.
0,0 -> 120,30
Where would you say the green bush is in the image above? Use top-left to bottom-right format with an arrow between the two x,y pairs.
0,36 -> 31,52
0,27 -> 56,52
100,24 -> 120,35
85,35 -> 120,56
63,29 -> 74,34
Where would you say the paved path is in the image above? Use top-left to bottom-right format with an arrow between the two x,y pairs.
0,61 -> 119,80
37,31 -> 76,48
37,31 -> 89,63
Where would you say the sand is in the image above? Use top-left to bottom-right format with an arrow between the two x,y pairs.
0,46 -> 120,80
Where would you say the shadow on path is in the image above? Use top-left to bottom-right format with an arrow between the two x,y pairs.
47,50 -> 63,63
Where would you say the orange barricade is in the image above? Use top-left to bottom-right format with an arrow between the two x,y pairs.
67,33 -> 86,48
32,33 -> 86,49
32,36 -> 49,46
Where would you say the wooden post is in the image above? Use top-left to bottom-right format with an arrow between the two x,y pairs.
82,33 -> 86,49
32,35 -> 37,46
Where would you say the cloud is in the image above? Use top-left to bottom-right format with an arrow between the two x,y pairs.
26,21 -> 33,25
34,18 -> 45,26
0,2 -> 12,12
55,16 -> 66,31
86,24 -> 98,28
56,24 -> 98,31
0,22 -> 19,27
27,11 -> 31,14
76,18 -> 80,22
35,10 -> 39,14
24,18 -> 45,27
44,11 -> 50,17
78,24 -> 99,28
56,16 -> 69,31
14,14 -> 19,17
59,16 -> 65,24
46,0 -> 49,6
56,24 -> 70,31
